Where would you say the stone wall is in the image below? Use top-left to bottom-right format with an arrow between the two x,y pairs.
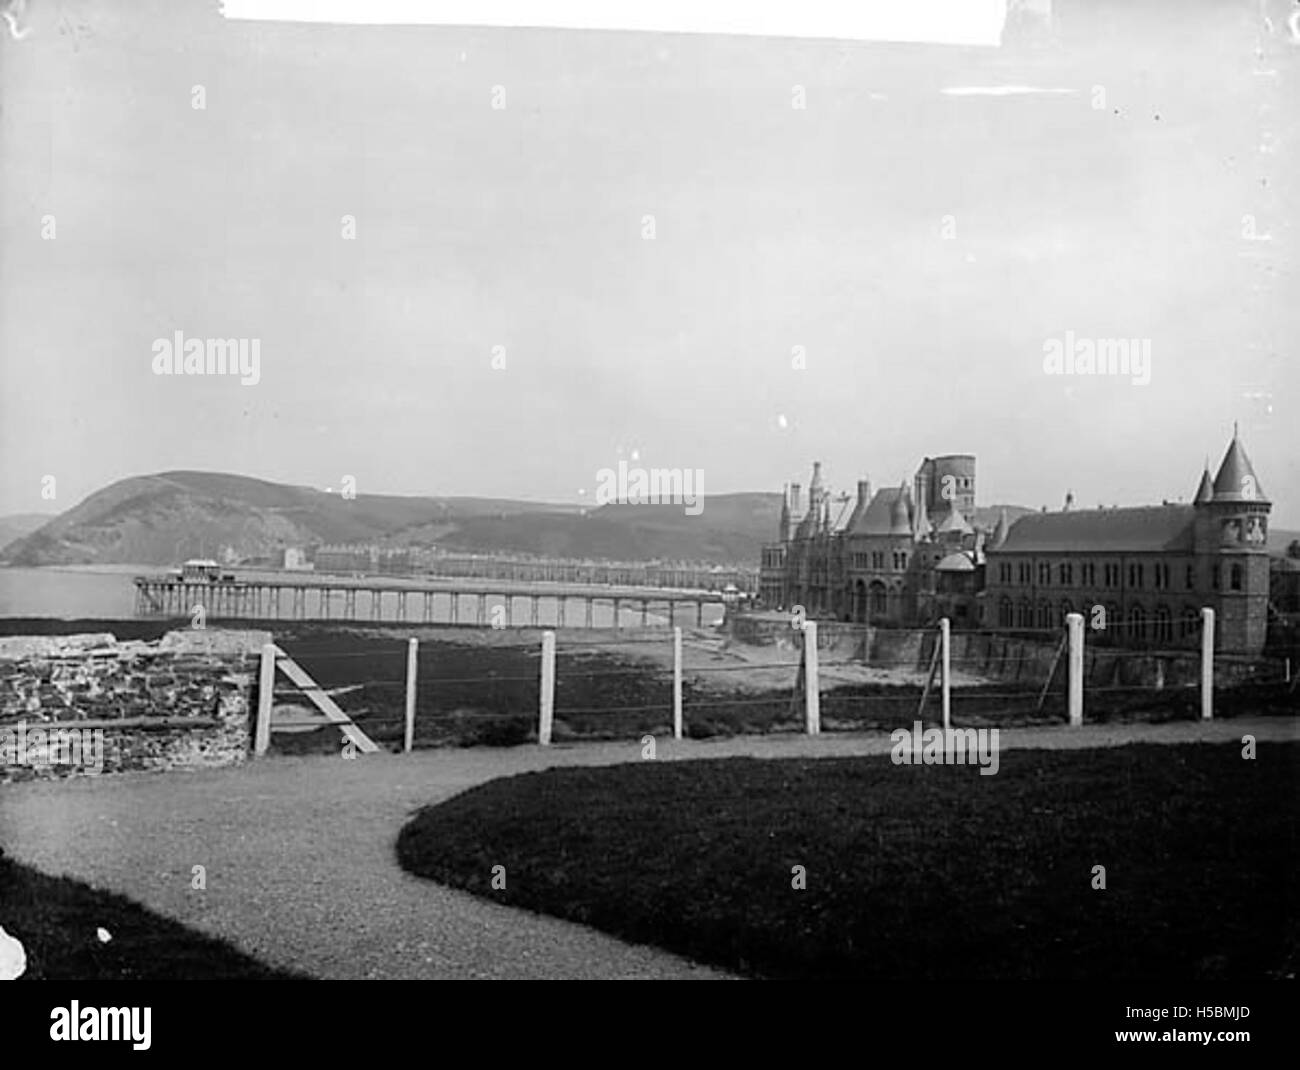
0,629 -> 269,782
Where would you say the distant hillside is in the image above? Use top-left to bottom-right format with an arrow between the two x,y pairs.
0,471 -> 782,568
1,471 -> 1051,570
0,513 -> 55,553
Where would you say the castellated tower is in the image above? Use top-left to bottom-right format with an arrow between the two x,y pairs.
1193,428 -> 1271,655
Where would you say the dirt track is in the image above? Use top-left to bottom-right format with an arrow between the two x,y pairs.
0,717 -> 1294,979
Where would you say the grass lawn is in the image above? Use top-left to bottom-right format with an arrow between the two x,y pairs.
397,742 -> 1299,980
0,851 -> 306,979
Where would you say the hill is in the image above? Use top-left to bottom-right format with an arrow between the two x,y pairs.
0,471 -> 782,568
0,472 -> 1058,570
0,513 -> 55,554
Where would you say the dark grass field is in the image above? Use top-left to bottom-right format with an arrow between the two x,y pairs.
0,851 -> 305,980
396,742 -> 1300,980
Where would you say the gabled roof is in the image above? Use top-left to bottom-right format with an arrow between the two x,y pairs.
1212,434 -> 1268,503
995,505 -> 1197,554
936,552 -> 976,572
933,504 -> 974,536
850,486 -> 912,536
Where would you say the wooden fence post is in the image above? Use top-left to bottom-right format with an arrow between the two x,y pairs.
404,637 -> 418,753
939,617 -> 951,732
673,626 -> 683,740
1200,607 -> 1215,721
539,630 -> 556,745
255,641 -> 275,756
804,620 -> 820,736
1066,612 -> 1084,727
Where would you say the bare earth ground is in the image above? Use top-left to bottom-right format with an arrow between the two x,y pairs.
0,717 -> 1294,980
564,628 -> 987,693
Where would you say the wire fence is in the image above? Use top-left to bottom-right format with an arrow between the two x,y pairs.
253,612 -> 1298,755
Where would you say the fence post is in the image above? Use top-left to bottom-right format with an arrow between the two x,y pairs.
404,637 -> 418,753
804,620 -> 820,735
939,617 -> 951,732
255,641 -> 275,756
1200,607 -> 1215,721
539,630 -> 556,745
1066,612 -> 1084,726
673,626 -> 683,740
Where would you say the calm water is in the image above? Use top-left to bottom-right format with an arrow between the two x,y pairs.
0,566 -> 725,628
0,567 -> 139,619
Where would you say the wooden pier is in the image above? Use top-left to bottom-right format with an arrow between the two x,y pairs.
133,573 -> 732,628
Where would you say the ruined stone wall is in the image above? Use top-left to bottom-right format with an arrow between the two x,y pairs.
0,629 -> 269,782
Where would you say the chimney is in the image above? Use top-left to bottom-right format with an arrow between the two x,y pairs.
857,479 -> 871,508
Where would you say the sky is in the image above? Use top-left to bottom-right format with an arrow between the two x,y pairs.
1,0 -> 1296,525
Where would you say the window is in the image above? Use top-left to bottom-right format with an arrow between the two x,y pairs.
1128,563 -> 1144,589
1038,562 -> 1050,585
1154,605 -> 1173,642
1058,563 -> 1071,586
999,598 -> 1013,627
1212,565 -> 1220,590
1059,600 -> 1073,625
1230,564 -> 1243,591
1036,601 -> 1051,628
1185,564 -> 1195,590
1128,605 -> 1146,641
1181,607 -> 1200,637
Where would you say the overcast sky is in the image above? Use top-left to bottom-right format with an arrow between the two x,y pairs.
1,0 -> 1296,524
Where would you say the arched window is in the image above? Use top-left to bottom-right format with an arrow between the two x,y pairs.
1181,606 -> 1200,638
869,581 -> 888,617
1127,605 -> 1146,642
1037,601 -> 1051,629
999,597 -> 1013,627
1059,600 -> 1073,626
1017,600 -> 1031,628
1154,605 -> 1173,643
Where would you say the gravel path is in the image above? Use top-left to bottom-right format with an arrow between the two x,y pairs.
1,717 -> 1293,979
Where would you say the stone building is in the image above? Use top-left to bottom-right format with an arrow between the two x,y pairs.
984,429 -> 1271,655
759,431 -> 1274,655
759,454 -> 986,625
